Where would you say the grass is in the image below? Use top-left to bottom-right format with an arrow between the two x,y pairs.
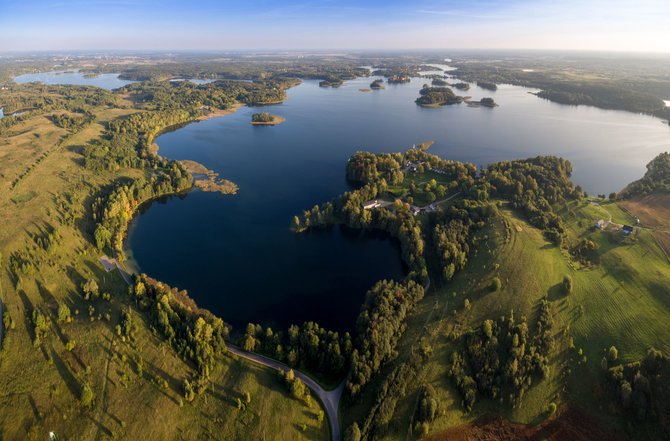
342,198 -> 670,440
0,101 -> 329,440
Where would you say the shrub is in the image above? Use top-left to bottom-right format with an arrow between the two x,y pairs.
563,274 -> 573,294
490,277 -> 502,292
608,346 -> 618,362
547,402 -> 557,415
80,384 -> 95,407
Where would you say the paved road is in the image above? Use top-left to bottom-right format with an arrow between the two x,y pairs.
228,344 -> 346,441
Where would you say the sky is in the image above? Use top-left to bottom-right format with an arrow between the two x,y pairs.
0,0 -> 669,52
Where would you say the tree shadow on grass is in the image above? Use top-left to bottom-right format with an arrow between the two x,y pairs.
49,345 -> 80,400
547,283 -> 567,302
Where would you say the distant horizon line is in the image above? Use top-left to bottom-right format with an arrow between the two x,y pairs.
2,48 -> 670,57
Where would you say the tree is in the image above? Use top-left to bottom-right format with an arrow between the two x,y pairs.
291,378 -> 305,399
58,303 -> 71,323
608,346 -> 618,362
344,423 -> 361,441
609,192 -> 617,201
82,278 -> 99,300
94,225 -> 112,250
292,216 -> 300,229
563,274 -> 573,294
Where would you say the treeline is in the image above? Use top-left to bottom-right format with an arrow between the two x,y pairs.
133,275 -> 229,395
88,60 -> 368,83
371,62 -> 427,78
347,280 -> 425,396
239,321 -> 353,378
117,77 -> 294,111
415,86 -> 465,106
449,301 -> 554,411
485,156 -> 575,244
477,80 -> 498,91
91,166 -> 191,260
619,152 -> 670,198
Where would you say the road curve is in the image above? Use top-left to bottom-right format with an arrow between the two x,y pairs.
228,344 -> 345,441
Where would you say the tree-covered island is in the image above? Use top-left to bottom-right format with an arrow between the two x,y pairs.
250,111 -> 285,125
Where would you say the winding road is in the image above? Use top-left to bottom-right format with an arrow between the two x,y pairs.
104,249 -> 432,441
228,344 -> 346,441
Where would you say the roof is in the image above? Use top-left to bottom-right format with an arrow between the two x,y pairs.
622,225 -> 634,232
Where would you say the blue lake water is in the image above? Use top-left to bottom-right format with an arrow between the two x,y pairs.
13,70 -> 135,90
127,72 -> 670,333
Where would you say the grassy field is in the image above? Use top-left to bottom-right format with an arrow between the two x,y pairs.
620,194 -> 670,259
0,104 -> 329,440
342,197 -> 670,440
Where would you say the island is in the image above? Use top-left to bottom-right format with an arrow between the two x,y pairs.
387,74 -> 410,84
415,86 -> 466,106
466,97 -> 499,107
431,77 -> 448,86
250,111 -> 285,125
370,78 -> 385,89
452,82 -> 471,91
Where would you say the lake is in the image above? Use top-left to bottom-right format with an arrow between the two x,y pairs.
13,70 -> 135,90
30,66 -> 670,332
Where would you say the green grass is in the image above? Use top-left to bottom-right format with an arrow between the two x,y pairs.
342,199 -> 670,440
10,191 -> 37,204
0,105 -> 329,441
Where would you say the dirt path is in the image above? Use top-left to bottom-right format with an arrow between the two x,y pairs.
227,344 -> 346,441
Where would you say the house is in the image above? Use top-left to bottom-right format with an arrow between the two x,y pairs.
595,219 -> 606,230
410,205 -> 420,216
621,225 -> 634,235
362,200 -> 382,210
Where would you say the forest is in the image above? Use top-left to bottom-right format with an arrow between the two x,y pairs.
415,86 -> 465,106
619,152 -> 670,198
450,56 -> 670,119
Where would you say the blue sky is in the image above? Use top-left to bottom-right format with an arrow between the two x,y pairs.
0,0 -> 669,52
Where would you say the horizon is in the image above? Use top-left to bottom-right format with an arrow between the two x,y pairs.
1,0 -> 669,53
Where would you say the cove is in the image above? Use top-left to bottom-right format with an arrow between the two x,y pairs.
128,70 -> 670,333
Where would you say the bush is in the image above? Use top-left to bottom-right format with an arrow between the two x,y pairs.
80,384 -> 95,407
344,423 -> 361,441
58,303 -> 71,323
563,274 -> 573,294
547,402 -> 557,415
608,346 -> 618,362
490,277 -> 502,292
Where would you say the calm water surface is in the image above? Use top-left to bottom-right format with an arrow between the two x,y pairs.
116,70 -> 670,331
13,70 -> 135,90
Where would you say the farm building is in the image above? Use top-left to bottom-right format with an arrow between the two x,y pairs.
362,200 -> 382,210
